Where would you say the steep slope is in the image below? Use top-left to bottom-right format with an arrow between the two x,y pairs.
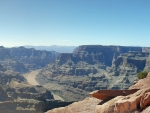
36,45 -> 150,101
46,73 -> 150,113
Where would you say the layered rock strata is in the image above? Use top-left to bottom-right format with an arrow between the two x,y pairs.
0,46 -> 58,72
37,45 -> 150,101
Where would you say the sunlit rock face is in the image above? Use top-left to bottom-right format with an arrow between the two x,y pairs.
46,97 -> 100,113
95,73 -> 150,113
36,45 -> 150,101
47,73 -> 150,113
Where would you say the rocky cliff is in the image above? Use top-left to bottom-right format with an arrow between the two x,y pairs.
46,72 -> 150,113
0,65 -> 54,113
36,45 -> 150,101
0,46 -> 58,72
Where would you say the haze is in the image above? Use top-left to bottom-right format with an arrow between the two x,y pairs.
0,0 -> 150,47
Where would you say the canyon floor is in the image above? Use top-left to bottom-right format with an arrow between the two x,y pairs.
23,70 -> 64,101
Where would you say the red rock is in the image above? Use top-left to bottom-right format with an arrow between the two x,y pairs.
46,97 -> 100,113
130,72 -> 150,90
140,92 -> 150,109
95,96 -> 123,113
114,88 -> 150,113
90,89 -> 138,100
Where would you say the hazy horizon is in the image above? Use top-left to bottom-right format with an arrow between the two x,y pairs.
0,0 -> 150,47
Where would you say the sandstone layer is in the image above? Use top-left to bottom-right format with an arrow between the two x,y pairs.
95,72 -> 150,113
46,97 -> 100,113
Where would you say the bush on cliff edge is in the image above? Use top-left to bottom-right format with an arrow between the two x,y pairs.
137,71 -> 148,79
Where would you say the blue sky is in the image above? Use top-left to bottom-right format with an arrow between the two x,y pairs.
0,0 -> 150,47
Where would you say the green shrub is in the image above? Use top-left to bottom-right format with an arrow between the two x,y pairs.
137,71 -> 148,79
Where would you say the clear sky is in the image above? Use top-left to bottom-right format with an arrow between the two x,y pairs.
0,0 -> 150,47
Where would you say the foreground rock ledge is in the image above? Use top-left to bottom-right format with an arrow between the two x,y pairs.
90,89 -> 139,100
45,97 -> 100,113
95,73 -> 150,113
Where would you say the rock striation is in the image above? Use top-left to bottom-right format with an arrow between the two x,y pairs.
0,64 -> 74,113
46,72 -> 150,113
36,45 -> 150,101
0,46 -> 58,72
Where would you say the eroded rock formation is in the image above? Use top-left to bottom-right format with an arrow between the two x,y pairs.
36,45 -> 150,101
0,46 -> 58,72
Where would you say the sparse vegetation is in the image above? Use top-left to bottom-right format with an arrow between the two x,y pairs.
137,71 -> 148,79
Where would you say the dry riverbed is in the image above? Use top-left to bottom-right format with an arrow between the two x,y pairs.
23,70 -> 64,101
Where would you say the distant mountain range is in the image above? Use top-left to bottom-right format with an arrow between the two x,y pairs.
24,45 -> 77,53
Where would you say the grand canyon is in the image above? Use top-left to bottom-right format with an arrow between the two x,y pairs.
0,45 -> 150,113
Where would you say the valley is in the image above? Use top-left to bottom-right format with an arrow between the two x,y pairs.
0,45 -> 150,112
23,70 -> 40,85
36,45 -> 150,101
23,70 -> 64,101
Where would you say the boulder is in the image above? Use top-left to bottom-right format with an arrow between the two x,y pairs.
140,92 -> 150,109
95,96 -> 123,113
114,88 -> 150,113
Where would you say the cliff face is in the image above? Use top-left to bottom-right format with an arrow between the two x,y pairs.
36,45 -> 150,101
46,73 -> 150,113
0,46 -> 58,72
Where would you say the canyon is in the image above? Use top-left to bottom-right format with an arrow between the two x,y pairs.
36,45 -> 150,101
0,45 -> 150,112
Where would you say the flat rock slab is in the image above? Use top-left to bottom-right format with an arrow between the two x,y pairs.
90,89 -> 139,100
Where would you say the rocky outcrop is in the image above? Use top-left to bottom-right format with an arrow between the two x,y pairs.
90,89 -> 138,100
45,73 -> 150,113
130,72 -> 150,89
144,54 -> 150,72
94,72 -> 150,113
95,96 -> 123,113
114,89 -> 146,113
106,52 -> 149,89
46,97 -> 100,113
140,91 -> 150,109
